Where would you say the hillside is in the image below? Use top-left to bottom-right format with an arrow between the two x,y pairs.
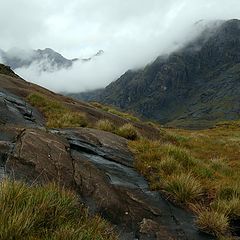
80,19 -> 240,129
0,64 -> 240,239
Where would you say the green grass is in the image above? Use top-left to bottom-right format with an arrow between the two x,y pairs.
164,173 -> 203,204
116,123 -> 140,140
27,93 -> 87,128
90,102 -> 140,122
196,209 -> 229,237
95,119 -> 115,132
129,122 -> 240,237
0,180 -> 117,240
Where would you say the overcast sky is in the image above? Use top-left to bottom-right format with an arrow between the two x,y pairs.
1,0 -> 240,92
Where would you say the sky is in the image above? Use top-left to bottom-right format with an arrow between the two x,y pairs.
1,0 -> 240,92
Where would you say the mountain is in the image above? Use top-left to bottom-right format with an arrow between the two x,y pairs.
1,64 -> 240,238
79,19 -> 240,129
0,63 -> 210,239
0,48 -> 104,72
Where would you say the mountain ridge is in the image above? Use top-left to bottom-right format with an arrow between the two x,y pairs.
0,47 -> 104,72
76,19 -> 240,129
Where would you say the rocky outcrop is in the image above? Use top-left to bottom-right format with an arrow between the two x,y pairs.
0,90 -> 44,127
0,64 -> 212,239
2,126 -> 211,239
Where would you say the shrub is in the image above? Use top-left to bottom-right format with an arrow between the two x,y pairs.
27,93 -> 87,128
0,180 -> 117,240
95,119 -> 115,132
116,123 -> 140,140
196,209 -> 229,236
164,173 -> 203,204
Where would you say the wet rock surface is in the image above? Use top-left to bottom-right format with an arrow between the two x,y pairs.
0,89 -> 44,127
2,126 -> 212,239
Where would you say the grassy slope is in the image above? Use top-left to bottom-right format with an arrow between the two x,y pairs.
1,66 -> 240,238
129,121 -> 240,238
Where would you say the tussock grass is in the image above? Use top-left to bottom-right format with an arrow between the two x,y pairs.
95,119 -> 141,140
164,144 -> 197,169
212,197 -> 240,219
95,119 -> 115,132
116,123 -> 140,140
196,209 -> 229,237
129,123 -> 240,238
164,173 -> 203,204
27,93 -> 87,128
0,180 -> 117,240
158,156 -> 181,176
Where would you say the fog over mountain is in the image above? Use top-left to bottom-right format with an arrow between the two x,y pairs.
1,0 -> 240,92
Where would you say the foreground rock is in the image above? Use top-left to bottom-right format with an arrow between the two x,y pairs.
0,89 -> 44,127
2,127 -> 211,239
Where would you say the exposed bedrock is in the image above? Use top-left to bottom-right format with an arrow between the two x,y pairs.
2,127 -> 211,239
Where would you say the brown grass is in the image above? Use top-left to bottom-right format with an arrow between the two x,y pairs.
27,93 -> 87,128
116,123 -> 140,140
129,122 -> 240,237
95,119 -> 115,132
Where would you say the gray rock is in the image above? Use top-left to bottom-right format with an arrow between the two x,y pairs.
0,90 -> 45,127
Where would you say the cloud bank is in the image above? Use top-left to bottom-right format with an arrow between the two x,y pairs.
1,0 -> 240,92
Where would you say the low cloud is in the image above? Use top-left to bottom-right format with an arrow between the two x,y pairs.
2,0 -> 240,93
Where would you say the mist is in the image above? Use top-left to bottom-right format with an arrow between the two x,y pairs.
2,0 -> 240,93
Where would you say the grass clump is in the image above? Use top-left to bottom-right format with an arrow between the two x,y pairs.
116,123 -> 140,140
158,156 -> 181,176
164,144 -> 197,169
27,93 -> 87,128
196,209 -> 229,237
164,173 -> 203,204
0,180 -> 117,240
95,119 -> 115,132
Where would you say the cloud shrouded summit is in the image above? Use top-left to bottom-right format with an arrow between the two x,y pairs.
1,0 -> 240,92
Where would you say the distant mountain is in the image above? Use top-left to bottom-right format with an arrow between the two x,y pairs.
77,19 -> 240,129
0,48 -> 104,72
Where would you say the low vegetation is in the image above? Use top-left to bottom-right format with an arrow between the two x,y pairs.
95,119 -> 140,140
196,209 -> 229,237
116,123 -> 140,140
0,180 -> 117,240
164,173 -> 203,204
91,102 -> 140,122
27,93 -> 87,128
95,119 -> 116,132
129,123 -> 240,238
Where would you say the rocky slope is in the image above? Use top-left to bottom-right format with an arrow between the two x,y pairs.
80,19 -> 240,129
0,64 -> 213,239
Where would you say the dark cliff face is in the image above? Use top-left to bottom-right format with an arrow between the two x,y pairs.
90,19 -> 240,128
